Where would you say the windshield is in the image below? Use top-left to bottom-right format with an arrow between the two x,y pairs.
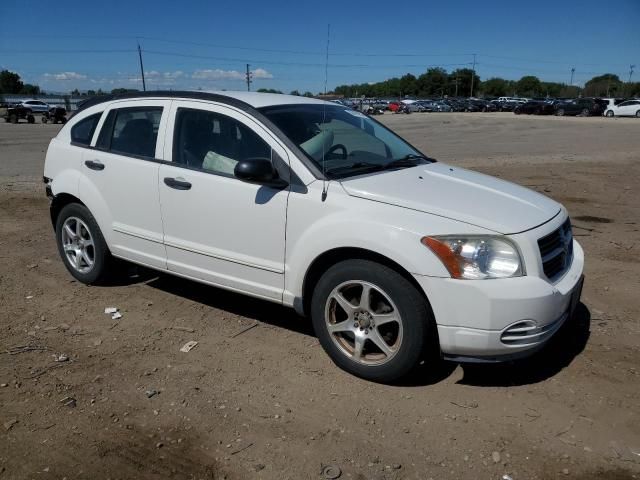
259,104 -> 432,179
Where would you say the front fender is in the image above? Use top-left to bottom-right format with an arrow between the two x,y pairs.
283,182 -> 492,306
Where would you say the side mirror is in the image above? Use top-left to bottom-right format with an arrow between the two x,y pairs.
234,157 -> 288,188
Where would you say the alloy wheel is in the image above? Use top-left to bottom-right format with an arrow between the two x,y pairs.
61,216 -> 95,274
324,280 -> 403,366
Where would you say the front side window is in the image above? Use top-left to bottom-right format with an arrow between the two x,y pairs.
98,107 -> 162,158
260,104 -> 428,179
173,108 -> 271,176
71,112 -> 102,146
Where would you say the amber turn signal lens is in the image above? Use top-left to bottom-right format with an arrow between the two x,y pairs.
421,236 -> 463,278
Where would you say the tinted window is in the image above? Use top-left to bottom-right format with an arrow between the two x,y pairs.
71,112 -> 102,146
173,108 -> 271,176
92,107 -> 162,158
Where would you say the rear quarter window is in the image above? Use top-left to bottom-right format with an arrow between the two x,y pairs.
70,113 -> 103,146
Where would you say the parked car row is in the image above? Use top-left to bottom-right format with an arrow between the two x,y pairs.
336,96 -> 640,118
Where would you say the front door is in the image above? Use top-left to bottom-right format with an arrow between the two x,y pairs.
158,100 -> 289,301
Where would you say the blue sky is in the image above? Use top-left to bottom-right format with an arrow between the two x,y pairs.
0,0 -> 638,93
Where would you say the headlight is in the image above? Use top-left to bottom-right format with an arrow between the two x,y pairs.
421,236 -> 523,279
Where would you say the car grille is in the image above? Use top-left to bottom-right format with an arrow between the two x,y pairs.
538,218 -> 573,281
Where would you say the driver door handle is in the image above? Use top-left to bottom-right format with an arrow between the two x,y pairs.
164,177 -> 192,190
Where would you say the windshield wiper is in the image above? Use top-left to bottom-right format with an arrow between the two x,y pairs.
325,162 -> 385,176
382,154 -> 432,170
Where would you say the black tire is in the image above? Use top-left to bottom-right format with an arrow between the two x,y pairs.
556,108 -> 565,116
55,203 -> 113,284
636,110 -> 640,118
27,115 -> 35,124
605,110 -> 614,117
581,108 -> 590,117
9,113 -> 18,123
311,259 -> 435,383
60,117 -> 67,124
41,115 -> 48,123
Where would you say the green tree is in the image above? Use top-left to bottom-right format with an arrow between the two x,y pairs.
449,68 -> 480,97
256,88 -> 283,94
416,68 -> 448,97
289,90 -> 300,96
71,88 -> 81,96
481,77 -> 510,97
0,70 -> 24,93
20,84 -> 41,95
515,76 -> 542,96
399,73 -> 417,97
583,74 -> 622,97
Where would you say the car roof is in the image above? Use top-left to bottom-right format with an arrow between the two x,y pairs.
75,90 -> 330,113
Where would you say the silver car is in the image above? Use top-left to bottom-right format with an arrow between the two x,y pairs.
19,99 -> 50,113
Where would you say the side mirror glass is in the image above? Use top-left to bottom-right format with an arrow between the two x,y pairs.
234,158 -> 288,188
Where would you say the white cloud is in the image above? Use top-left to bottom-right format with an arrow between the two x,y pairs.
192,69 -> 245,80
43,71 -> 87,81
252,68 -> 273,79
192,67 -> 273,81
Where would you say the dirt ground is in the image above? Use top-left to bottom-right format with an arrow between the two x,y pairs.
1,112 -> 639,480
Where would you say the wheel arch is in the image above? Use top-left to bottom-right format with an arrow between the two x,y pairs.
300,246 -> 432,318
50,193 -> 86,228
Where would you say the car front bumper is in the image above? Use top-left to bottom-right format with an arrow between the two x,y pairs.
414,240 -> 585,361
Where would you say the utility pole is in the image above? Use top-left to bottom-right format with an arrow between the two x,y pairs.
138,43 -> 146,91
569,67 -> 575,86
245,64 -> 252,92
470,53 -> 476,98
454,72 -> 459,97
629,64 -> 636,83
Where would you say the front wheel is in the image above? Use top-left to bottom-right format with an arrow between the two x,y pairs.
311,259 -> 435,383
55,203 -> 114,284
605,110 -> 614,117
636,110 -> 640,118
581,108 -> 590,116
556,108 -> 565,116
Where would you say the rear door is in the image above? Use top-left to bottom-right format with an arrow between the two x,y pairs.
78,99 -> 171,269
157,100 -> 290,301
619,100 -> 638,116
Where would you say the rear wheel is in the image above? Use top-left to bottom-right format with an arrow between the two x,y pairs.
9,113 -> 18,123
636,110 -> 640,118
27,114 -> 35,124
556,108 -> 565,116
605,110 -> 614,117
55,203 -> 114,284
311,259 -> 434,383
581,108 -> 590,116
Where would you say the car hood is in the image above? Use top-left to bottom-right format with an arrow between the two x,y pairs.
340,162 -> 561,234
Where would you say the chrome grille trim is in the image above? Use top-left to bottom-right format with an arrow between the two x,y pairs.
500,314 -> 567,346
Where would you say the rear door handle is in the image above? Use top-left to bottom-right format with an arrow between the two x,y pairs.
84,160 -> 105,171
164,177 -> 192,190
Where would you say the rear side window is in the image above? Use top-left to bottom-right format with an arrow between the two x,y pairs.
97,107 -> 162,158
71,112 -> 102,146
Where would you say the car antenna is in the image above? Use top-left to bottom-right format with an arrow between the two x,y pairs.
321,23 -> 330,202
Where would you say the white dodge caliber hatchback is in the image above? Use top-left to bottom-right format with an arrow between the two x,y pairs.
44,91 -> 584,382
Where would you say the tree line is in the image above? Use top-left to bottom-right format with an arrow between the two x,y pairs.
333,69 -> 640,99
2,68 -> 639,99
